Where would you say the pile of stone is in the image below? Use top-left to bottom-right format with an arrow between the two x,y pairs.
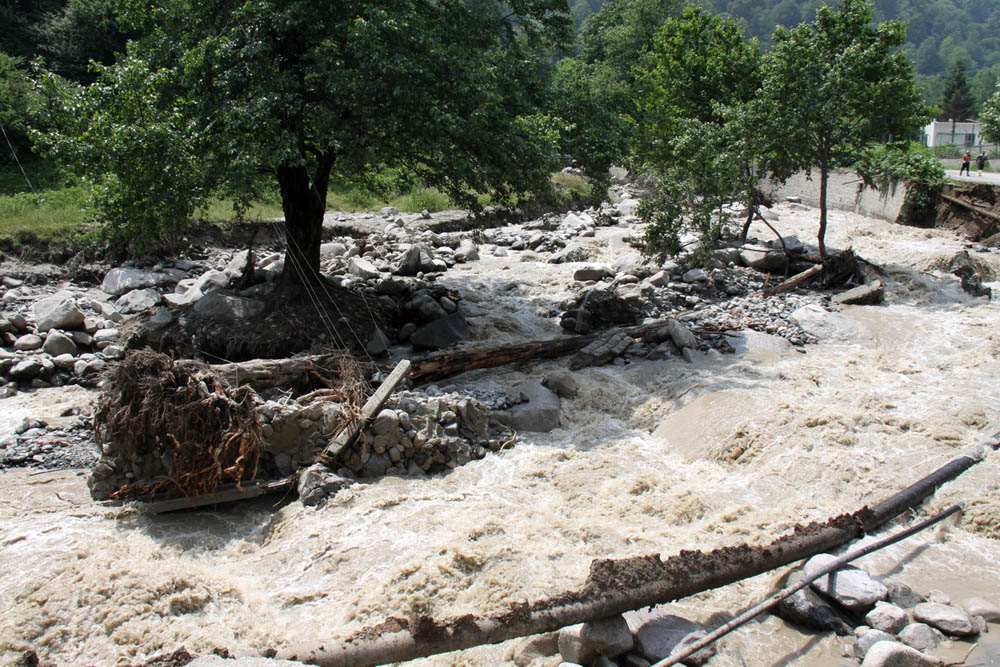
0,293 -> 125,396
506,553 -> 999,667
0,415 -> 96,469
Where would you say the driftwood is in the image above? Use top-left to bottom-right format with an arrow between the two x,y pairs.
656,503 -> 964,667
762,264 -> 824,297
212,354 -> 351,392
272,432 -> 1000,667
316,359 -> 411,468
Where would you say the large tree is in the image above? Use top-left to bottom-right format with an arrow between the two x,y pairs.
760,0 -> 926,257
940,58 -> 974,142
39,0 -> 578,283
632,5 -> 768,259
982,86 -> 1000,145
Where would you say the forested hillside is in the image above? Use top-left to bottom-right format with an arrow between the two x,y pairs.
571,0 -> 1000,108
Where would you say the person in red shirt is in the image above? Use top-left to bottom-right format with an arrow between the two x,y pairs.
960,151 -> 971,175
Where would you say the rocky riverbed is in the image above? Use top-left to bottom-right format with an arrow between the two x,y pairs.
2,180 -> 1000,667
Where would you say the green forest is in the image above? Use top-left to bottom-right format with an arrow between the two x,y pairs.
569,0 -> 1000,108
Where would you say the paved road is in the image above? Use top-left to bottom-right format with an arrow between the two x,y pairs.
945,170 -> 1000,186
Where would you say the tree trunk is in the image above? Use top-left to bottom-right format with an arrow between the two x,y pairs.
818,159 -> 829,258
276,156 -> 333,285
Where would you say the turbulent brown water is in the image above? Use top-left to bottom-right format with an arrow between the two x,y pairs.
2,204 -> 1000,666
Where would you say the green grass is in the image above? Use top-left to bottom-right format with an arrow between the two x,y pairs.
0,186 -> 91,242
197,198 -> 286,222
551,171 -> 594,200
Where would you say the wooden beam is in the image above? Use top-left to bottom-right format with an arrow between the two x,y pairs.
136,478 -> 294,514
762,263 -> 823,297
316,359 -> 411,468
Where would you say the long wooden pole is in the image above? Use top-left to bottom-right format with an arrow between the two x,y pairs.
273,433 -> 999,667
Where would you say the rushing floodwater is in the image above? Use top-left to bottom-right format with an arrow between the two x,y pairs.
2,204 -> 1000,666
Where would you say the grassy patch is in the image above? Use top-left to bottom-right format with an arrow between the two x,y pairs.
551,171 -> 594,199
197,198 -> 286,223
0,186 -> 92,242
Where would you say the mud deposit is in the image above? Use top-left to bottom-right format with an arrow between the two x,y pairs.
3,203 -> 1000,666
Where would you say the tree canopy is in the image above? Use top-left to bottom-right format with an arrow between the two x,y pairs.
940,59 -> 975,122
760,0 -> 927,256
39,0 -> 606,282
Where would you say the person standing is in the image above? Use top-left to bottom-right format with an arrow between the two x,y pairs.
960,151 -> 971,176
977,151 -> 987,176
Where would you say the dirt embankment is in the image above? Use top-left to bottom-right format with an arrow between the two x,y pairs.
935,183 -> 1000,242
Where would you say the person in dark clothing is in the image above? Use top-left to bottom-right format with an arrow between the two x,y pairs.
960,151 -> 971,175
977,151 -> 987,176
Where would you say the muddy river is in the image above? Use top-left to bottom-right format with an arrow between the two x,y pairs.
2,203 -> 999,666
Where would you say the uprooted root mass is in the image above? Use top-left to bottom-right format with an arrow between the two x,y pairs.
93,349 -> 264,500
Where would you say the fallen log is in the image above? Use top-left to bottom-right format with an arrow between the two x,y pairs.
208,315 -> 692,391
762,263 -> 823,297
316,359 -> 411,468
273,431 -> 999,667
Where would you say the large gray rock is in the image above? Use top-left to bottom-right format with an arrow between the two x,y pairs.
297,465 -> 353,506
348,257 -> 382,280
454,239 -> 479,262
320,242 -> 347,259
913,602 -> 976,636
897,623 -> 943,652
397,245 -> 437,276
115,288 -> 162,314
624,610 -> 711,664
42,331 -> 78,357
33,297 -> 85,332
860,641 -> 942,667
792,304 -> 872,342
573,264 -> 614,282
558,616 -> 633,664
10,357 -> 45,379
804,553 -> 888,612
664,318 -> 698,350
776,581 -> 853,635
409,312 -> 470,350
13,333 -> 43,351
193,293 -> 266,320
855,629 -> 896,660
962,597 -> 1000,622
740,244 -> 788,272
495,381 -> 561,433
866,601 -> 910,635
101,268 -> 167,296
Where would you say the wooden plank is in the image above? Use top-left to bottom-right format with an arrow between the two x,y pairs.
762,263 -> 823,297
137,478 -> 293,514
316,359 -> 411,467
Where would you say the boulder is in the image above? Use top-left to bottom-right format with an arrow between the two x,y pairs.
495,381 -> 561,433
682,268 -> 708,283
624,610 -> 710,664
740,244 -> 788,273
348,257 -> 382,280
558,616 -> 633,664
913,602 -> 975,636
365,327 -> 392,358
792,304 -> 872,342
297,465 -> 353,506
573,264 -> 614,282
866,602 -> 910,635
320,242 -> 347,259
115,288 -> 162,314
855,629 -> 895,660
543,371 -> 579,399
193,293 -> 266,321
42,331 -> 78,357
13,334 -> 43,351
887,582 -> 923,609
397,245 -> 436,276
10,357 -> 44,379
962,597 -> 1000,622
664,318 -> 698,350
804,553 -> 888,612
860,641 -> 942,667
897,623 -> 943,652
33,297 -> 85,332
454,239 -> 479,262
776,582 -> 853,635
101,268 -> 167,296
832,280 -> 885,306
409,312 -> 470,350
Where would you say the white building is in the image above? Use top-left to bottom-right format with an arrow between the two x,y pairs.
922,120 -> 984,148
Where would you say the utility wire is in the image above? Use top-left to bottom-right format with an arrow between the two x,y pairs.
1,122 -> 35,193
